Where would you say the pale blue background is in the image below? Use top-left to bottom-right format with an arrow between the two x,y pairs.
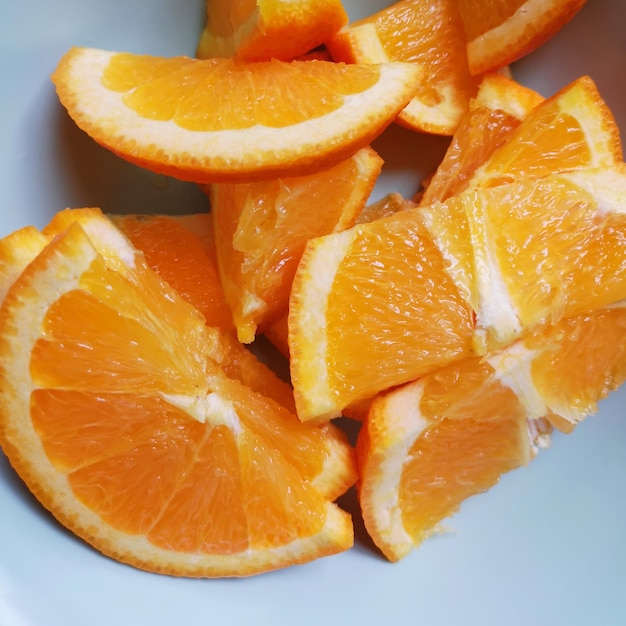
1,1 -> 625,625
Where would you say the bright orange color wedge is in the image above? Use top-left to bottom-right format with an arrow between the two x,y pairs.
358,301 -> 626,561
420,72 -> 544,205
289,208 -> 475,422
210,146 -> 383,344
111,213 -> 233,333
462,76 -> 622,192
327,0 -> 482,135
421,166 -> 626,353
196,0 -> 348,62
262,191 -> 417,360
289,166 -> 626,422
457,0 -> 587,75
110,213 -> 298,413
0,208 -> 356,577
52,47 -> 420,183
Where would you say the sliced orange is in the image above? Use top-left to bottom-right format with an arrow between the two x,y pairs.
0,208 -> 355,577
109,212 -> 298,414
110,213 -> 233,333
196,0 -> 348,62
526,304 -> 626,429
422,166 -> 626,353
52,47 -> 420,183
289,209 -> 475,422
464,76 -> 622,192
419,72 -> 544,205
327,0 -> 482,135
358,301 -> 626,561
262,191 -> 416,360
210,146 -> 383,344
289,166 -> 626,422
457,0 -> 587,75
358,357 -> 541,561
355,192 -> 416,224
0,225 -> 50,301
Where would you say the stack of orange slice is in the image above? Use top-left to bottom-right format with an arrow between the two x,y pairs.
2,0 -> 623,577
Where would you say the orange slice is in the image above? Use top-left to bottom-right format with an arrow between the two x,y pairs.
289,166 -> 626,422
327,0 -> 482,135
52,47 -> 420,183
196,0 -> 348,62
419,72 -> 544,205
110,213 -> 233,333
109,212 -> 298,413
422,166 -> 626,353
289,209 -> 475,422
358,357 -> 542,561
210,146 -> 383,344
465,76 -> 622,191
0,208 -> 355,577
358,300 -> 626,561
457,0 -> 587,75
356,192 -> 417,224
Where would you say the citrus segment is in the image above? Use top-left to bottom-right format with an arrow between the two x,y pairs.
52,47 -> 421,183
109,212 -> 299,414
0,209 -> 355,577
358,356 -> 538,561
0,226 -> 49,301
525,304 -> 626,427
457,0 -> 587,75
196,0 -> 348,62
421,167 -> 626,352
358,299 -> 626,561
104,211 -> 356,500
420,72 -> 544,205
327,0 -> 482,135
211,146 -> 383,344
288,211 -> 475,422
110,213 -> 233,333
467,76 -> 622,191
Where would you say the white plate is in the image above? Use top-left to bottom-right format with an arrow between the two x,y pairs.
1,2 -> 625,625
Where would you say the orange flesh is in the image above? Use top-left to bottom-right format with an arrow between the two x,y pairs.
457,0 -> 525,40
478,179 -> 626,325
399,358 -> 529,542
365,0 -> 479,108
482,110 -> 590,186
103,54 -> 380,130
326,212 -> 475,408
528,307 -> 626,422
112,214 -> 296,412
26,239 -> 333,553
399,403 -> 528,542
421,105 -> 524,204
207,0 -> 257,39
213,153 -> 375,335
115,215 -> 233,333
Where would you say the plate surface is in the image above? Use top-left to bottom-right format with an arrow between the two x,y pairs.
1,2 -> 625,625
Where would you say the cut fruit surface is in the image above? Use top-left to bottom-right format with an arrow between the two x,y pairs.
358,357 -> 539,561
288,210 -> 475,422
327,0 -> 482,135
52,47 -> 420,183
465,76 -> 622,191
210,146 -> 383,344
290,166 -> 626,422
358,299 -> 626,561
419,72 -> 544,205
110,212 -> 298,415
457,0 -> 587,75
196,0 -> 348,62
0,209 -> 355,577
421,166 -> 626,352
